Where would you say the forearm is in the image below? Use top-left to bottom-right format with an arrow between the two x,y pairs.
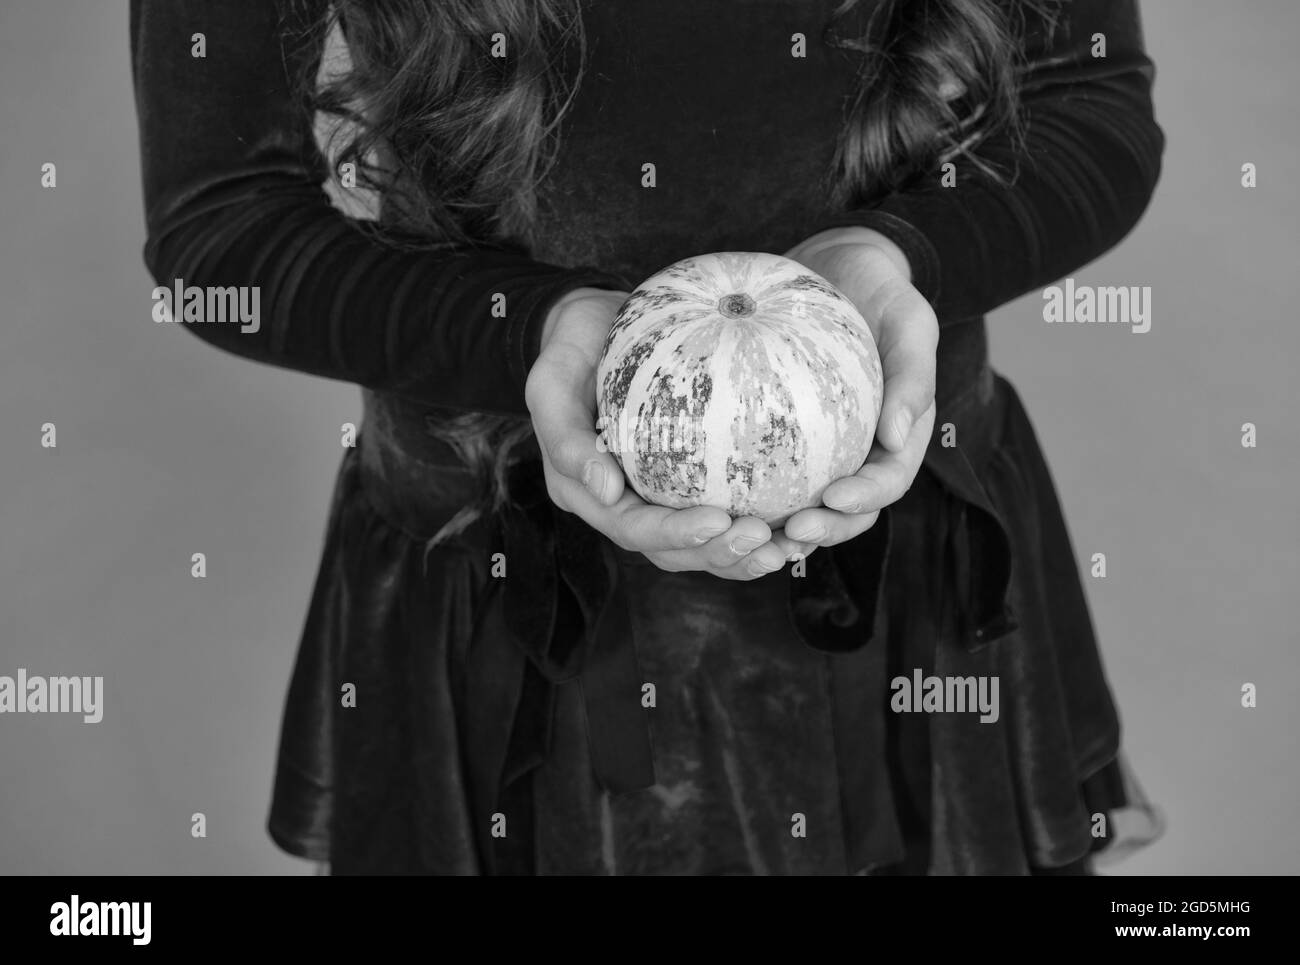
142,198 -> 621,415
131,0 -> 626,416
792,226 -> 913,283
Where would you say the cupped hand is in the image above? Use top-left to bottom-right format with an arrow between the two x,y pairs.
779,226 -> 939,549
525,287 -> 789,580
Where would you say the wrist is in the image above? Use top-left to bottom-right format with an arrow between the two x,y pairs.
541,286 -> 626,351
794,227 -> 912,283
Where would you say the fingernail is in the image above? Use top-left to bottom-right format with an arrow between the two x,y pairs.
731,535 -> 764,555
583,461 -> 606,497
749,557 -> 784,575
789,527 -> 824,542
893,411 -> 914,445
694,524 -> 730,545
826,499 -> 860,514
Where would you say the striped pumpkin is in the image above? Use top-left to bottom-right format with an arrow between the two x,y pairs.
595,252 -> 883,527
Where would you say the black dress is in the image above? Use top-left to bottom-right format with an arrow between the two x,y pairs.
131,0 -> 1167,874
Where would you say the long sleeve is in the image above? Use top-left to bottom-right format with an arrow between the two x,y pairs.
815,0 -> 1165,323
129,0 -> 628,416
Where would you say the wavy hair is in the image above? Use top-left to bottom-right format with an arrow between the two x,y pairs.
298,0 -> 1062,543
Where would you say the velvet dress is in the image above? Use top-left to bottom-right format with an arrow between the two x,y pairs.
131,0 -> 1167,874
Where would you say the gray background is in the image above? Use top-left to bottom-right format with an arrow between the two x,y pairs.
1,0 -> 1296,874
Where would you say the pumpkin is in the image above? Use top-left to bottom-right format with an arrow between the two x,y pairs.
595,251 -> 883,527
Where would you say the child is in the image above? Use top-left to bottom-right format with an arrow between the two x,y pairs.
131,0 -> 1164,874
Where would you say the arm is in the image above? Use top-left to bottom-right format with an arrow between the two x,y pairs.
778,0 -> 1163,583
130,0 -> 627,416
814,0 -> 1166,323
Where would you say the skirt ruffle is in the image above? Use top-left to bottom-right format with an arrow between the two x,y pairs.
876,373 -> 1164,874
267,448 -> 489,873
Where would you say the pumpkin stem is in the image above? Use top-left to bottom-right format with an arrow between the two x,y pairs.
717,293 -> 756,318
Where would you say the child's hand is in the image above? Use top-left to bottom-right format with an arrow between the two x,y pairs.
780,227 -> 939,548
527,287 -> 788,580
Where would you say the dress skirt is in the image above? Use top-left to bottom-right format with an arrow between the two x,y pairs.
267,321 -> 1162,875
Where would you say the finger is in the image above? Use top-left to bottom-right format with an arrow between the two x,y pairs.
547,428 -> 626,506
869,283 -> 938,453
739,540 -> 789,577
697,516 -> 772,567
770,529 -> 817,561
530,366 -> 624,507
649,549 -> 788,581
782,507 -> 880,547
650,516 -> 771,570
649,518 -> 785,576
602,495 -> 734,553
646,553 -> 769,581
822,404 -> 935,514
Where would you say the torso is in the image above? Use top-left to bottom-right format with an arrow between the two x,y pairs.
349,0 -> 991,536
530,0 -> 864,282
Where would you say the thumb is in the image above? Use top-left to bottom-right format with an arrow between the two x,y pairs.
529,358 -> 625,506
871,285 -> 938,453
